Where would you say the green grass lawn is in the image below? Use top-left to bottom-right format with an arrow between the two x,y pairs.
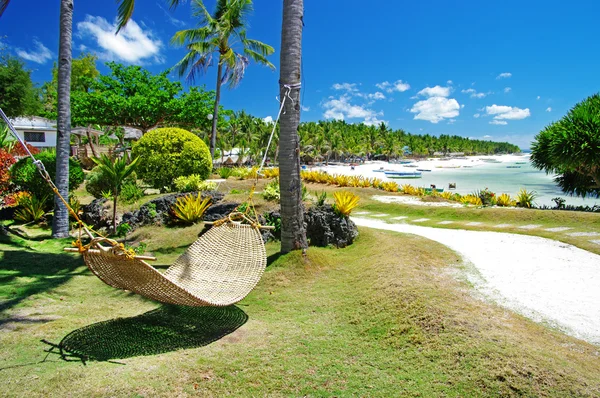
1,223 -> 600,396
1,178 -> 599,396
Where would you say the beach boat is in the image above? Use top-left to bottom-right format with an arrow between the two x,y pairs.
384,171 -> 422,179
404,164 -> 419,168
515,161 -> 527,164
416,168 -> 432,172
435,165 -> 461,169
506,165 -> 521,168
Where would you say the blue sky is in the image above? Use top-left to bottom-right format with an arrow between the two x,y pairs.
2,0 -> 600,149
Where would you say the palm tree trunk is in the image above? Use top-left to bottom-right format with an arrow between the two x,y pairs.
52,0 -> 73,238
279,0 -> 307,253
210,61 -> 223,159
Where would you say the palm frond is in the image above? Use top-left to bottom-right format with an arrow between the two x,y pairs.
244,49 -> 275,69
0,0 -> 9,17
171,27 -> 215,46
115,0 -> 135,33
243,38 -> 275,56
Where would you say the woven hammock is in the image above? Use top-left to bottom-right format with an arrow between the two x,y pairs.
80,221 -> 267,307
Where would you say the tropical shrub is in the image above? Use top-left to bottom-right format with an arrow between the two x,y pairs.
1,191 -> 30,208
172,194 -> 211,224
531,93 -> 600,198
120,181 -> 145,203
14,194 -> 49,222
262,168 -> 279,178
333,191 -> 360,217
217,167 -> 234,179
381,181 -> 399,192
461,195 -> 483,206
496,193 -> 516,207
263,212 -> 281,237
68,194 -> 82,221
132,127 -> 212,190
86,167 -> 137,199
314,190 -> 327,206
516,188 -> 537,208
0,149 -> 16,195
174,174 -> 217,193
116,222 -> 132,237
473,188 -> 496,206
262,179 -> 280,202
11,151 -> 84,204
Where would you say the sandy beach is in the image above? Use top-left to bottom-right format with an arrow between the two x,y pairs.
352,217 -> 600,345
308,155 -> 599,207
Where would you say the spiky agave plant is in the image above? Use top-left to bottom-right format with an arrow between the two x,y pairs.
172,194 -> 212,224
333,191 -> 360,217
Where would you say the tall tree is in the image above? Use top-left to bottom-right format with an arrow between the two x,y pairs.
279,0 -> 307,253
52,0 -> 74,238
531,93 -> 600,198
1,0 -> 73,238
171,0 -> 275,158
0,52 -> 41,117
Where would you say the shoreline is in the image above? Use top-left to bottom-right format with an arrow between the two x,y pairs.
305,154 -> 599,207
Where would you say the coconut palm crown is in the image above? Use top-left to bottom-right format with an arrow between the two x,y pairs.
171,0 -> 275,158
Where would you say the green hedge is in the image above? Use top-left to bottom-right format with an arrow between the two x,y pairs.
11,151 -> 84,203
132,127 -> 212,190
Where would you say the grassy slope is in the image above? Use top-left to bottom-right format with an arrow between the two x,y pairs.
1,227 -> 600,397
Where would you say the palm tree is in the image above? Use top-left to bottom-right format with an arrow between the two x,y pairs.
91,154 -> 139,234
1,0 -> 74,238
171,0 -> 275,159
279,0 -> 307,253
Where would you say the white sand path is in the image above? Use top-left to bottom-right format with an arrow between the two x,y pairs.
351,217 -> 600,345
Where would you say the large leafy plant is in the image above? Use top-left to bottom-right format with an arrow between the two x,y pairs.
172,194 -> 212,224
333,191 -> 360,217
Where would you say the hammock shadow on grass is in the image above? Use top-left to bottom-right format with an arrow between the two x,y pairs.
55,305 -> 248,362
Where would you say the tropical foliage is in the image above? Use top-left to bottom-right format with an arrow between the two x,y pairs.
91,154 -> 140,233
516,188 -> 537,208
171,0 -> 275,158
0,51 -> 42,117
172,194 -> 212,224
333,191 -> 360,217
531,93 -> 600,198
174,175 -> 217,193
71,62 -> 218,133
132,127 -> 212,190
11,151 -> 84,205
14,194 -> 49,222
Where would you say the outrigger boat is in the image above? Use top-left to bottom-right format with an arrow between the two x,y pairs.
384,171 -> 422,179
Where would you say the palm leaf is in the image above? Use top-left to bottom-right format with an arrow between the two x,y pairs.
0,0 -> 9,17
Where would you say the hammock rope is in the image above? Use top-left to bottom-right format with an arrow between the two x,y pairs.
0,83 -> 299,306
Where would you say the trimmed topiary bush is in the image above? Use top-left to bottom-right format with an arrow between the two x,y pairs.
11,151 -> 85,204
132,127 -> 212,190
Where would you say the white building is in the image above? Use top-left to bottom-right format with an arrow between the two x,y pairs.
8,116 -> 58,149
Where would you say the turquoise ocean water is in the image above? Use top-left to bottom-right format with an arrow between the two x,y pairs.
407,161 -> 598,208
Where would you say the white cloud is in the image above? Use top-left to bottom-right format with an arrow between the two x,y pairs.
447,119 -> 456,125
537,96 -> 541,100
546,107 -> 552,112
301,105 -> 310,112
263,116 -> 274,124
418,85 -> 451,98
77,15 -> 162,63
461,88 -> 487,99
410,97 -> 460,123
483,135 -> 493,138
504,87 -> 511,93
16,39 -> 53,64
322,94 -> 383,125
447,80 -> 453,85
363,116 -> 388,126
485,104 -> 531,121
473,113 -> 480,118
376,80 -> 410,93
368,92 -> 386,100
489,120 -> 508,125
332,82 -> 358,92
496,72 -> 512,79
